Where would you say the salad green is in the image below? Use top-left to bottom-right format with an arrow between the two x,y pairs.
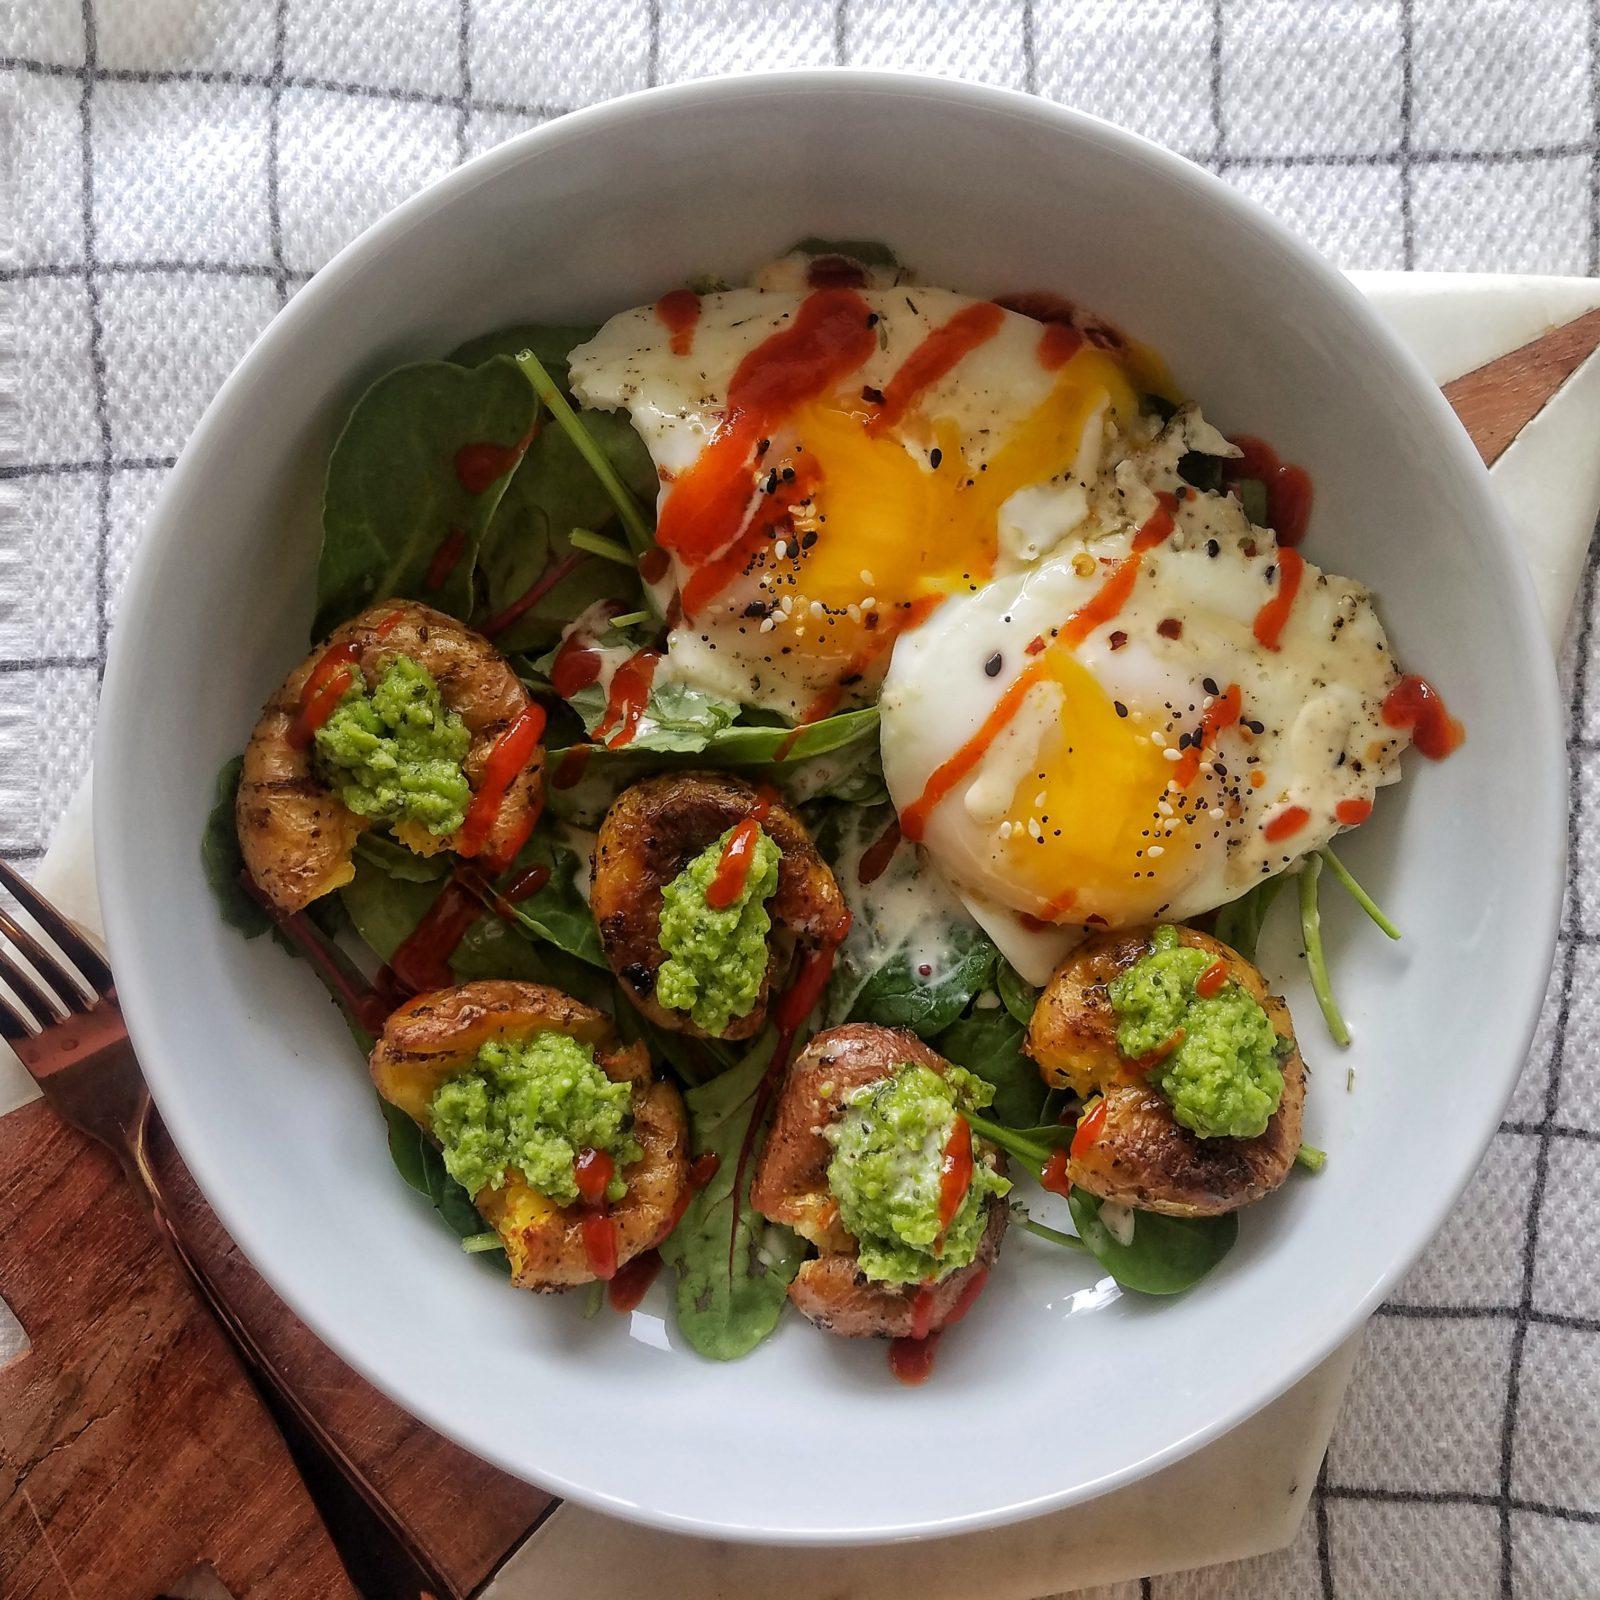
205,283 -> 1407,1370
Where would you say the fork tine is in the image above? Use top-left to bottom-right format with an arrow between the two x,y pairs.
0,855 -> 114,996
0,900 -> 93,1012
0,941 -> 64,1038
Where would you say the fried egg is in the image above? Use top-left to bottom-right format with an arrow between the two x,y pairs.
879,447 -> 1410,937
568,264 -> 1166,719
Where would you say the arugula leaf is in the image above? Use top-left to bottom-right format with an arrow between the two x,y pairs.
660,1031 -> 804,1360
996,959 -> 1040,1028
315,356 -> 536,636
565,679 -> 741,753
201,755 -> 272,937
378,1098 -> 508,1269
936,1006 -> 1046,1127
446,323 -> 598,391
475,411 -> 658,653
1066,1189 -> 1237,1295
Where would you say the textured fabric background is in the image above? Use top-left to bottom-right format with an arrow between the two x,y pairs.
4,3 -> 1599,1596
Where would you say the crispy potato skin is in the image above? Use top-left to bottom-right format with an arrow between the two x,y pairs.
1028,925 -> 1306,1216
370,980 -> 688,1291
590,771 -> 847,1040
238,600 -> 543,913
750,1023 -> 1008,1338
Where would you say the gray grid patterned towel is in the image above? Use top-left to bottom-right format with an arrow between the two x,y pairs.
4,4 -> 1599,1595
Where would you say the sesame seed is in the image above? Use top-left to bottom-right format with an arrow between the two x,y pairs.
1147,845 -> 1165,857
1150,730 -> 1166,746
1162,747 -> 1182,762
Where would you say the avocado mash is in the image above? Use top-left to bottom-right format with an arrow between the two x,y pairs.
314,654 -> 471,834
824,1062 -> 1011,1285
427,1030 -> 641,1204
655,824 -> 781,1034
1108,925 -> 1285,1140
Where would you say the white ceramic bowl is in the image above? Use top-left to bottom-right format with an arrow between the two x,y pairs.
97,71 -> 1565,1543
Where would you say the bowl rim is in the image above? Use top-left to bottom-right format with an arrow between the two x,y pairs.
95,67 -> 1568,1544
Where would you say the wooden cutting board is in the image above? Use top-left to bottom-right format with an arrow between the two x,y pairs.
0,1099 -> 551,1599
0,1098 -> 357,1599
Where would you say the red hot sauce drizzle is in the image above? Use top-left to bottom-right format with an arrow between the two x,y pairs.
594,649 -> 662,749
654,289 -> 702,358
457,703 -> 547,860
887,1266 -> 991,1386
1226,435 -> 1313,547
1252,548 -> 1304,651
425,527 -> 468,591
806,254 -> 869,290
866,301 -> 1005,436
1038,321 -> 1085,370
654,287 -> 877,572
454,426 -> 536,496
706,791 -> 775,910
1382,673 -> 1465,760
287,640 -> 362,749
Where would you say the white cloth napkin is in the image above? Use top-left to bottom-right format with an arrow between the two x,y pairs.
5,4 -> 1600,1593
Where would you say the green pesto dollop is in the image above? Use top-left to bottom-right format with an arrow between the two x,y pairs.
823,1062 -> 1011,1285
654,824 -> 781,1035
427,1030 -> 641,1205
313,654 -> 471,834
1107,924 -> 1285,1140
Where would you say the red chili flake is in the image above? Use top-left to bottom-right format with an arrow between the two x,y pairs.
1025,634 -> 1047,656
1108,630 -> 1128,651
1157,618 -> 1182,639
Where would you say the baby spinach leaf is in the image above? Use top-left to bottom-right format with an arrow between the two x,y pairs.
338,834 -> 606,993
614,998 -> 734,1089
201,754 -> 272,937
661,1031 -> 804,1360
316,355 -> 537,636
475,412 -> 658,653
936,1006 -> 1046,1127
707,706 -> 880,765
378,1098 -> 508,1268
446,323 -> 598,391
997,959 -> 1040,1028
487,832 -> 607,970
789,237 -> 902,270
354,832 -> 450,883
1211,871 -> 1290,963
837,920 -> 996,1037
564,679 -> 741,752
1066,1189 -> 1237,1296
542,706 -> 882,828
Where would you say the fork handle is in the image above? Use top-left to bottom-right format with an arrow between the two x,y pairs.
120,1098 -> 459,1600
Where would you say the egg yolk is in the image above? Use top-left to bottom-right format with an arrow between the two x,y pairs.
997,650 -> 1195,922
728,345 -> 1139,678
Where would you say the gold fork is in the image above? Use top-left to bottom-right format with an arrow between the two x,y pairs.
0,855 -> 454,1600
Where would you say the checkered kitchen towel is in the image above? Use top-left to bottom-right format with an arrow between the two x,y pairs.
5,3 -> 1600,1595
